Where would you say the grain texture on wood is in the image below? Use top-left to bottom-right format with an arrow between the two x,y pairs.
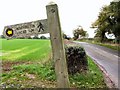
46,3 -> 70,88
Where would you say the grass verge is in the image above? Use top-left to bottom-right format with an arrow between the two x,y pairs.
1,56 -> 107,88
78,40 -> 120,51
93,42 -> 120,51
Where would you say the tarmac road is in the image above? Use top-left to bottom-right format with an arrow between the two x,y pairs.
74,41 -> 120,89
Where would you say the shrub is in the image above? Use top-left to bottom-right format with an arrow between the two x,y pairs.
65,44 -> 88,74
33,36 -> 39,39
0,35 -> 5,39
40,36 -> 47,39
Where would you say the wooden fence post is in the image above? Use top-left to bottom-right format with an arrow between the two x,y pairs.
46,2 -> 70,88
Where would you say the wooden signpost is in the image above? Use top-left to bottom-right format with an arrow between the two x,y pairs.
46,3 -> 70,88
3,2 -> 70,88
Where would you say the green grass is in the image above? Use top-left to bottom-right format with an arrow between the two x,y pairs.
1,39 -> 107,88
69,56 -> 106,88
2,57 -> 106,88
94,42 -> 120,51
1,39 -> 51,61
78,39 -> 120,51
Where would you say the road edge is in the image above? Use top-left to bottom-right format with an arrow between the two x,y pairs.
91,58 -> 116,88
73,41 -> 117,88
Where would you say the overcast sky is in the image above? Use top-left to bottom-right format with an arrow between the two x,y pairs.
0,0 -> 113,38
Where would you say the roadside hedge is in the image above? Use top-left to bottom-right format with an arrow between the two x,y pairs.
65,44 -> 88,74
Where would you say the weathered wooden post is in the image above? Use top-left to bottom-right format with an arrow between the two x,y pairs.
46,2 -> 70,88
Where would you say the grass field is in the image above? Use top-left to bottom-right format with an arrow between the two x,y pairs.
1,39 -> 107,88
2,39 -> 51,61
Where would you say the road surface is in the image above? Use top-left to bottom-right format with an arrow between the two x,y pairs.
75,41 -> 120,88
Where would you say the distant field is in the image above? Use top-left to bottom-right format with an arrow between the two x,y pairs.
1,39 -> 51,61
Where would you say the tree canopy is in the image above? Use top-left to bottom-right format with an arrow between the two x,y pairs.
73,26 -> 87,40
92,1 -> 120,43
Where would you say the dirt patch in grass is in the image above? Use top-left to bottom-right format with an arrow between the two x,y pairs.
23,79 -> 56,88
64,40 -> 79,47
64,40 -> 74,45
2,61 -> 32,72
